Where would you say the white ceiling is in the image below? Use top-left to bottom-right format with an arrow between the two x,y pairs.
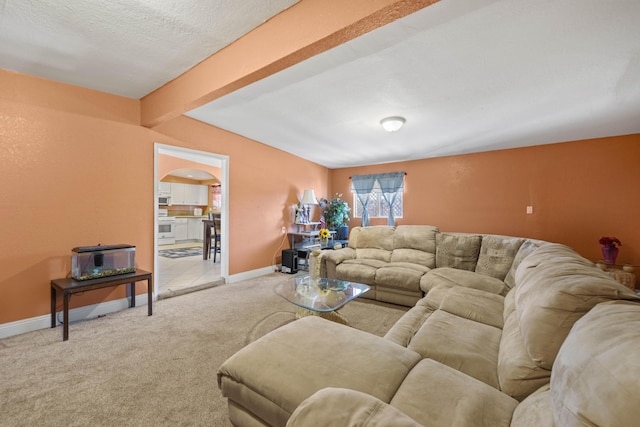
2,0 -> 639,169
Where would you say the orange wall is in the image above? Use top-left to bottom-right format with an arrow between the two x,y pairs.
0,70 -> 328,326
152,116 -> 330,272
330,134 -> 640,264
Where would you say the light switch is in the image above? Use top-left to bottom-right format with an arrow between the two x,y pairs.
526,206 -> 533,214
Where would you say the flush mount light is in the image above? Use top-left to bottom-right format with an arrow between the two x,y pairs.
380,116 -> 406,132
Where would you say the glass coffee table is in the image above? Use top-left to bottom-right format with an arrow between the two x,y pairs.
275,276 -> 370,325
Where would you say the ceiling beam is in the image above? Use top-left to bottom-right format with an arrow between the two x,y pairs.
140,0 -> 439,128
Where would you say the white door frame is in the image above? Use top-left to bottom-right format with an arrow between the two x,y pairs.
153,143 -> 229,298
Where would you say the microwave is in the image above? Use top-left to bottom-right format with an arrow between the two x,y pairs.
158,196 -> 171,206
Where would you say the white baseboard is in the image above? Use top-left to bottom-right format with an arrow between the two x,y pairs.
0,294 -> 149,340
1,267 -> 277,340
227,266 -> 277,283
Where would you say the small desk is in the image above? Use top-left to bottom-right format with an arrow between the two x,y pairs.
50,269 -> 153,341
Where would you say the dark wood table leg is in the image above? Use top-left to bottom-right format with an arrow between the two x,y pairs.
63,292 -> 71,341
129,282 -> 136,307
51,287 -> 57,328
147,278 -> 153,316
203,223 -> 211,260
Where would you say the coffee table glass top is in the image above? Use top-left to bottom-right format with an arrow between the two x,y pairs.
275,276 -> 370,312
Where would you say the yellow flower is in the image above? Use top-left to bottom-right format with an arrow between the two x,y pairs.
318,228 -> 331,239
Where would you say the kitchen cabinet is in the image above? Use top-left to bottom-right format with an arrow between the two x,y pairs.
171,183 -> 186,204
188,218 -> 203,241
170,183 -> 208,206
174,218 -> 188,241
158,181 -> 172,196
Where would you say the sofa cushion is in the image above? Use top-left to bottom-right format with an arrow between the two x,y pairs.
407,309 -> 501,388
336,259 -> 387,284
420,267 -> 508,295
355,248 -> 392,263
384,287 -> 450,347
287,388 -> 423,427
435,233 -> 482,271
503,239 -> 547,290
375,263 -> 430,292
510,384 -> 555,427
475,235 -> 524,280
514,243 -> 640,370
390,359 -> 518,427
390,225 -> 438,267
498,290 -> 551,401
438,286 -> 505,329
390,248 -> 434,267
352,225 -> 395,251
551,301 -> 640,427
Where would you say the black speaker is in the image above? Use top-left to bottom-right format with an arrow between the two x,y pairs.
281,249 -> 298,274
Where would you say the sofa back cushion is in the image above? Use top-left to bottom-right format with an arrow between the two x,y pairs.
348,226 -> 395,262
435,233 -> 482,271
503,239 -> 548,290
498,289 -> 551,401
474,235 -> 524,281
390,225 -> 438,267
551,301 -> 640,426
514,243 -> 640,370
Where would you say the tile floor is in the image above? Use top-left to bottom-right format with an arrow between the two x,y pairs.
157,242 -> 224,299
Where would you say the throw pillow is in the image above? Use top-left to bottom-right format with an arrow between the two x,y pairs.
475,236 -> 524,281
435,233 -> 482,271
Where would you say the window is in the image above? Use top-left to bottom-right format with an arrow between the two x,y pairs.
352,183 -> 403,219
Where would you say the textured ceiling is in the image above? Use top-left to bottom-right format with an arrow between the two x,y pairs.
0,0 -> 299,98
1,0 -> 639,168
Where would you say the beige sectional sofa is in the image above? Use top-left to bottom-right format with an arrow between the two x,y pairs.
217,226 -> 640,426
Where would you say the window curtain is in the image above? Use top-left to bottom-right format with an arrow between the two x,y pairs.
377,172 -> 405,226
351,174 -> 377,226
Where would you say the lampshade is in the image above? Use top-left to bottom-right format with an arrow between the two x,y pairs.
380,116 -> 406,132
300,189 -> 318,205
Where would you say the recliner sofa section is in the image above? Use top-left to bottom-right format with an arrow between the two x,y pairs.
321,225 -> 547,306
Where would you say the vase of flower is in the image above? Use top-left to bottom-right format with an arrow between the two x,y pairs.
599,236 -> 622,265
602,246 -> 618,264
318,228 -> 331,247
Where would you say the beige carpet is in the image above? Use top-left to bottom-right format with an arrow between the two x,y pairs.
0,273 -> 408,426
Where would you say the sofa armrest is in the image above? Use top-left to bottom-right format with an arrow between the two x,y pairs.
321,247 -> 356,279
286,387 -> 423,427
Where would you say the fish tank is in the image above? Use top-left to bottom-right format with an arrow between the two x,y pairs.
71,244 -> 136,281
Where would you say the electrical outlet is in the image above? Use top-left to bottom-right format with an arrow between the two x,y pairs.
526,206 -> 533,214
281,226 -> 287,234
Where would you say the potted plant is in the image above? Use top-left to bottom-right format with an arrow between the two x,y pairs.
319,193 -> 351,240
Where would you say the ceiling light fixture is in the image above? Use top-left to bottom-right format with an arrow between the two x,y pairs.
380,116 -> 406,132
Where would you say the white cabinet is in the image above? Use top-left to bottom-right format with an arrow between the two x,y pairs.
171,183 -> 186,205
174,218 -> 188,241
158,181 -> 172,196
188,218 -> 204,241
170,183 -> 208,206
197,185 -> 208,205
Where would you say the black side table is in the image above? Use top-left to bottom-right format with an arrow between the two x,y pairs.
51,269 -> 153,341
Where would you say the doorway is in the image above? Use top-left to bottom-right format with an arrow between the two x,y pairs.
154,143 -> 229,299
